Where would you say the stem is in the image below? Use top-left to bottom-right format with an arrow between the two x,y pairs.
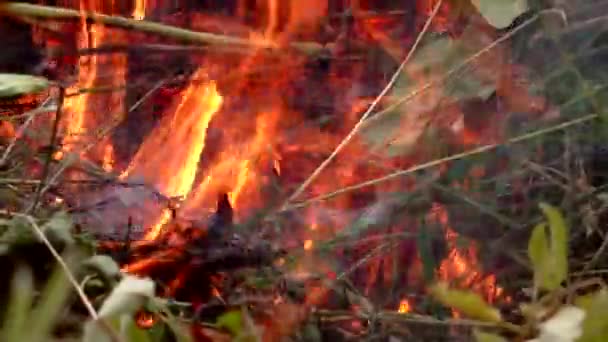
0,2 -> 325,56
29,86 -> 65,213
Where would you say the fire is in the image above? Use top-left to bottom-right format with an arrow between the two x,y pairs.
31,0 -> 525,324
59,0 -> 126,177
122,69 -> 222,239
101,142 -> 114,172
132,0 -> 146,20
303,239 -> 313,250
398,299 -> 411,313
432,204 -> 504,304
183,109 -> 279,216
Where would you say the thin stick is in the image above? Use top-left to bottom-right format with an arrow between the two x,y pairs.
281,0 -> 444,208
0,2 -> 324,56
284,114 -> 598,210
0,107 -> 48,166
360,9 -> 564,131
28,87 -> 66,214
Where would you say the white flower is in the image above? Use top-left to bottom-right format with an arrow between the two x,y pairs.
527,306 -> 586,342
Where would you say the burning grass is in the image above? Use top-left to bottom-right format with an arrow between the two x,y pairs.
1,0 -> 608,341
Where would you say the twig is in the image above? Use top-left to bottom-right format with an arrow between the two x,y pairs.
283,114 -> 599,210
28,87 -> 66,214
582,231 -> 608,272
0,108 -> 44,166
359,9 -> 563,131
280,0 -> 444,209
0,2 -> 325,56
430,182 -> 520,230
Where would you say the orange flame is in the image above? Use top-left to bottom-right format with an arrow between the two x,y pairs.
133,0 -> 147,20
183,109 -> 279,216
61,0 -> 125,174
398,299 -> 411,313
432,204 -> 504,304
122,68 -> 222,239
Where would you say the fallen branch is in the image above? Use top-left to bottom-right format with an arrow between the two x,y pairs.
0,3 -> 326,57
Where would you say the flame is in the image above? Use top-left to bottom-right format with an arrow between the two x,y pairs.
122,69 -> 222,239
398,299 -> 411,313
60,0 -> 125,175
133,0 -> 147,20
101,142 -> 115,172
122,72 -> 222,197
40,0 -> 521,317
183,109 -> 279,215
135,311 -> 157,329
432,204 -> 504,304
303,239 -> 313,250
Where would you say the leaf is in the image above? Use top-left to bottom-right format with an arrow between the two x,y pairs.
97,275 -> 155,318
2,266 -> 35,342
536,306 -> 585,341
0,74 -> 49,98
527,203 -> 568,291
429,282 -> 502,322
216,310 -> 243,336
82,255 -> 121,283
41,211 -> 75,246
473,329 -> 508,342
84,275 -> 155,342
361,30 -> 498,158
25,253 -> 78,342
577,290 -> 608,342
471,0 -> 528,29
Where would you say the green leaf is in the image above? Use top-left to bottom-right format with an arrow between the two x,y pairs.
429,282 -> 502,322
473,329 -> 508,342
216,310 -> 243,336
471,0 -> 528,29
0,74 -> 49,98
81,255 -> 121,284
83,275 -> 155,342
577,290 -> 608,342
98,275 -> 155,318
41,211 -> 75,246
527,203 -> 568,291
26,252 -> 78,342
2,266 -> 35,342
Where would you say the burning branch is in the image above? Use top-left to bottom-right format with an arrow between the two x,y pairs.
0,3 -> 326,57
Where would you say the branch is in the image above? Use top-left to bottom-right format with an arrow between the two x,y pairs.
0,2 -> 326,57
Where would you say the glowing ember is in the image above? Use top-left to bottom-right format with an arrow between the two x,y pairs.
101,143 -> 114,172
135,311 -> 157,329
303,240 -> 313,250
